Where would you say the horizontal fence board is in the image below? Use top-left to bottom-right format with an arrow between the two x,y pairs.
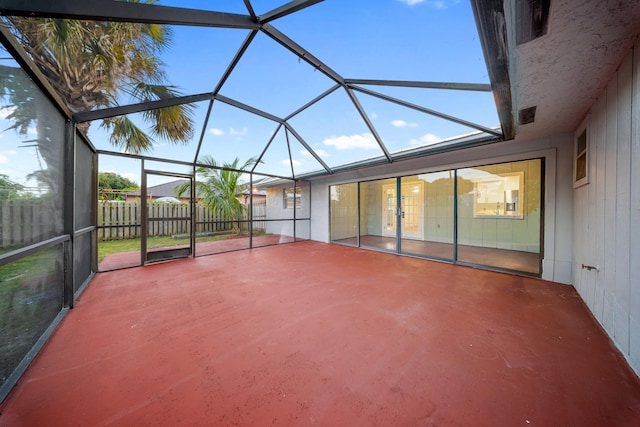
1,200 -> 267,246
97,201 -> 266,241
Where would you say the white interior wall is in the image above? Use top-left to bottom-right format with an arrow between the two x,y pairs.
309,132 -> 574,285
572,43 -> 640,375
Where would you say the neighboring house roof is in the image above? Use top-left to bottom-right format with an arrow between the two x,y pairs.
126,179 -> 195,199
241,188 -> 267,197
126,180 -> 261,200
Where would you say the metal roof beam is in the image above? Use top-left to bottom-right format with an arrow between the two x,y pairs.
0,0 -> 259,29
284,127 -> 296,179
344,87 -> 392,163
344,79 -> 492,92
193,99 -> 215,164
470,0 -> 514,139
261,23 -> 344,85
73,92 -> 214,123
0,25 -> 72,120
252,123 -> 283,173
259,0 -> 324,24
350,85 -> 503,138
243,0 -> 258,21
215,94 -> 283,123
213,30 -> 259,95
284,123 -> 332,174
284,83 -> 341,121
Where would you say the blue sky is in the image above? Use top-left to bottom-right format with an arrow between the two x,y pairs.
0,0 -> 498,190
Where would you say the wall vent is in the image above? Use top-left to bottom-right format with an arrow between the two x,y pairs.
518,106 -> 537,125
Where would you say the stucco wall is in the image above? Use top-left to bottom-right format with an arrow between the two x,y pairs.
264,184 -> 311,239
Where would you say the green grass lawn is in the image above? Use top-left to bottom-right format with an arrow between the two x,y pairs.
0,248 -> 63,384
97,232 -> 266,263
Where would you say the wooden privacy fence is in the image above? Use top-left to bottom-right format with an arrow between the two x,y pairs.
0,200 -> 267,245
0,200 -> 59,248
98,201 -> 266,241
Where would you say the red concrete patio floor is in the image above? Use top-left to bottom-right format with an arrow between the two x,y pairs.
1,241 -> 639,426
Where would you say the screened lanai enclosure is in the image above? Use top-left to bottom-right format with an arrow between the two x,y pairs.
0,0 -> 531,400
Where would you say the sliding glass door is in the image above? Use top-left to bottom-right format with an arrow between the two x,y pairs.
359,178 -> 397,252
456,159 -> 542,274
329,158 -> 543,275
399,171 -> 454,260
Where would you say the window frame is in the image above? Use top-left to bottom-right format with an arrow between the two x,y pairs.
573,118 -> 589,188
283,187 -> 301,209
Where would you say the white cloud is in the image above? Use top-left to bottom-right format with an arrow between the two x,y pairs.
291,160 -> 302,167
121,172 -> 139,183
409,133 -> 441,146
210,128 -> 224,136
27,127 -> 37,135
392,119 -> 418,128
229,127 -> 248,136
0,154 -> 8,164
323,133 -> 378,150
371,112 -> 378,119
397,0 -> 453,8
301,149 -> 329,157
397,0 -> 425,5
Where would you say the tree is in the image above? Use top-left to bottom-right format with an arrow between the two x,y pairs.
0,174 -> 24,200
3,0 -> 194,154
98,172 -> 139,201
177,156 -> 259,235
98,172 -> 139,191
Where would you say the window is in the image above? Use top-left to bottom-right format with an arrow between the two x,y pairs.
573,119 -> 589,188
472,171 -> 524,218
283,187 -> 301,209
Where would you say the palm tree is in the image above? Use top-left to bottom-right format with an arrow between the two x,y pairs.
3,0 -> 194,154
178,156 -> 259,235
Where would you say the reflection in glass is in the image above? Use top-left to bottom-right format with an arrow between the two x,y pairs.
0,48 -> 65,251
329,159 -> 542,275
457,159 -> 542,274
400,172 -> 454,260
359,179 -> 397,252
330,183 -> 358,245
0,245 -> 63,389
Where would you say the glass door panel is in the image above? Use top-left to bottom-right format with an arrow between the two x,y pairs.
456,159 -> 542,274
400,172 -> 454,260
360,178 -> 397,251
330,182 -> 359,245
381,184 -> 397,238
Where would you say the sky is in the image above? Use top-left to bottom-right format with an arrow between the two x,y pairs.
0,0 -> 498,191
